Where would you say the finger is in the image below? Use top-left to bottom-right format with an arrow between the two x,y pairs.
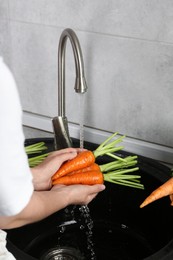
48,148 -> 78,157
85,192 -> 101,205
170,194 -> 173,205
56,151 -> 77,163
51,184 -> 66,190
87,184 -> 106,194
48,151 -> 78,165
46,152 -> 77,175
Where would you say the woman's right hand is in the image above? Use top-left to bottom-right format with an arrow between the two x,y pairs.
0,184 -> 105,230
52,183 -> 106,206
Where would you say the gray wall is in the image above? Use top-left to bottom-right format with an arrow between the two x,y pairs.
1,1 -> 173,154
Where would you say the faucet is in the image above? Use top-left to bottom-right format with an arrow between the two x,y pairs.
52,28 -> 88,150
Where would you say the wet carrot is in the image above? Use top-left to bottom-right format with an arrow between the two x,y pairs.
52,167 -> 144,190
68,156 -> 138,176
140,177 -> 173,208
52,170 -> 104,185
52,150 -> 95,180
68,163 -> 100,175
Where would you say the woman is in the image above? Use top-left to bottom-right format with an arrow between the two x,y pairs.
0,57 -> 105,259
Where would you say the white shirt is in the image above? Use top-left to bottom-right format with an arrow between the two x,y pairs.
0,230 -> 16,260
0,57 -> 34,259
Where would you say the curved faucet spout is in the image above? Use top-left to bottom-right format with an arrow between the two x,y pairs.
58,28 -> 87,117
52,28 -> 88,150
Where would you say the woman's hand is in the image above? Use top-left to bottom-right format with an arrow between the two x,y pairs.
169,194 -> 173,206
0,183 -> 105,229
52,183 -> 106,206
31,148 -> 79,191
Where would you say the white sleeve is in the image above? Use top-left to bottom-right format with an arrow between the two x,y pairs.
0,57 -> 34,216
0,230 -> 16,259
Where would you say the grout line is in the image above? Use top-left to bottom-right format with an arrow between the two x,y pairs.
4,18 -> 173,46
23,111 -> 173,165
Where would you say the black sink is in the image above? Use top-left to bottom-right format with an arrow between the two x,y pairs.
6,138 -> 173,260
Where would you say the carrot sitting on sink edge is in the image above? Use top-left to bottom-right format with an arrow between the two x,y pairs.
140,177 -> 173,208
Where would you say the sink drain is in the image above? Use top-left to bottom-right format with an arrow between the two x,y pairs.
41,247 -> 85,260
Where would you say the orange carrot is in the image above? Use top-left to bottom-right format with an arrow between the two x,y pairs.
52,170 -> 104,185
68,163 -> 100,175
52,167 -> 144,190
68,156 -> 138,176
52,150 -> 95,181
140,177 -> 173,208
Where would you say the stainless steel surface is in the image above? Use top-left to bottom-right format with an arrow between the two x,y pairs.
52,116 -> 72,149
58,28 -> 88,117
53,28 -> 87,149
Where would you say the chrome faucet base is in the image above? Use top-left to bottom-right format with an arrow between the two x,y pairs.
52,116 -> 72,150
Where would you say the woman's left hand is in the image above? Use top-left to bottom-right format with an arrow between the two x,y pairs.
31,148 -> 79,191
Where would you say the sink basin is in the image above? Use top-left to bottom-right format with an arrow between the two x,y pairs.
6,138 -> 173,260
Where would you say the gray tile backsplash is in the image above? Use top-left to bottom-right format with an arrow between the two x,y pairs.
0,0 -> 8,20
7,0 -> 173,43
1,0 -> 173,152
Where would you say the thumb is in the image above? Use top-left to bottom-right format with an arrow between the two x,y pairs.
57,151 -> 77,164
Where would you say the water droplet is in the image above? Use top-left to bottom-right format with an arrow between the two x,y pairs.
60,226 -> 66,233
80,225 -> 85,230
121,224 -> 127,229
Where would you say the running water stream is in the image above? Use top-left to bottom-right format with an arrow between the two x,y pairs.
77,93 -> 96,259
78,93 -> 85,149
79,205 -> 96,260
64,205 -> 96,259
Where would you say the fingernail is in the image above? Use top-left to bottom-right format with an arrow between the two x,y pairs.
100,184 -> 106,191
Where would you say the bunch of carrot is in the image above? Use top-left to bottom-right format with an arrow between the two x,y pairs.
52,132 -> 144,190
25,142 -> 49,167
